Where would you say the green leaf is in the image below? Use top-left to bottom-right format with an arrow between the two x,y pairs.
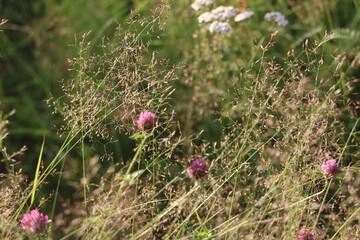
130,133 -> 145,140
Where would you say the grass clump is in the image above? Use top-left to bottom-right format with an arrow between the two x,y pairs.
0,1 -> 359,239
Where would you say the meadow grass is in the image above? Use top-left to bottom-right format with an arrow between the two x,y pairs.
0,0 -> 359,239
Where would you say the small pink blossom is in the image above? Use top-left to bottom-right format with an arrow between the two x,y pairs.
136,111 -> 158,131
186,159 -> 209,179
21,209 -> 50,233
296,229 -> 316,240
321,159 -> 339,177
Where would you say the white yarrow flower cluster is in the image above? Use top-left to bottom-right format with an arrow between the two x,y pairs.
198,6 -> 238,23
192,0 -> 290,32
234,11 -> 254,22
264,12 -> 288,26
209,21 -> 232,34
195,5 -> 237,34
191,0 -> 214,11
198,12 -> 215,23
211,6 -> 238,21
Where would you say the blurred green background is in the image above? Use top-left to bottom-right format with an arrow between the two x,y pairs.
1,0 -> 140,169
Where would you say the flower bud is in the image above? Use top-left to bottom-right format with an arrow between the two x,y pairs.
137,111 -> 158,131
21,209 -> 50,233
186,159 -> 209,179
296,229 -> 316,240
321,159 -> 339,177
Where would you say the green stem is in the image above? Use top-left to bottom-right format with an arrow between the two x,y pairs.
329,207 -> 360,240
30,137 -> 45,207
125,135 -> 147,176
50,157 -> 66,221
314,178 -> 332,227
82,136 -> 87,215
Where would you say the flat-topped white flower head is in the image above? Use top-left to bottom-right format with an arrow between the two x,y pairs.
209,21 -> 232,34
234,11 -> 254,22
211,6 -> 238,21
264,11 -> 289,26
198,12 -> 216,23
191,0 -> 214,11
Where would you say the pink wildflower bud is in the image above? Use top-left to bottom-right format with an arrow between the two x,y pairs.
186,159 -> 209,179
21,209 -> 50,233
296,229 -> 316,240
321,159 -> 339,177
136,111 -> 158,131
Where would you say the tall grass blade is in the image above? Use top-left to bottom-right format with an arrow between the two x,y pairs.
30,137 -> 45,206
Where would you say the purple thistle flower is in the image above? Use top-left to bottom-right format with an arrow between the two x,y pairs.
186,159 -> 209,179
21,209 -> 50,233
296,229 -> 316,240
321,159 -> 339,177
136,111 -> 158,131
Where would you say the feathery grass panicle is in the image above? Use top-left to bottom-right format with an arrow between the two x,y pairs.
0,109 -> 30,239
52,6 -> 179,140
